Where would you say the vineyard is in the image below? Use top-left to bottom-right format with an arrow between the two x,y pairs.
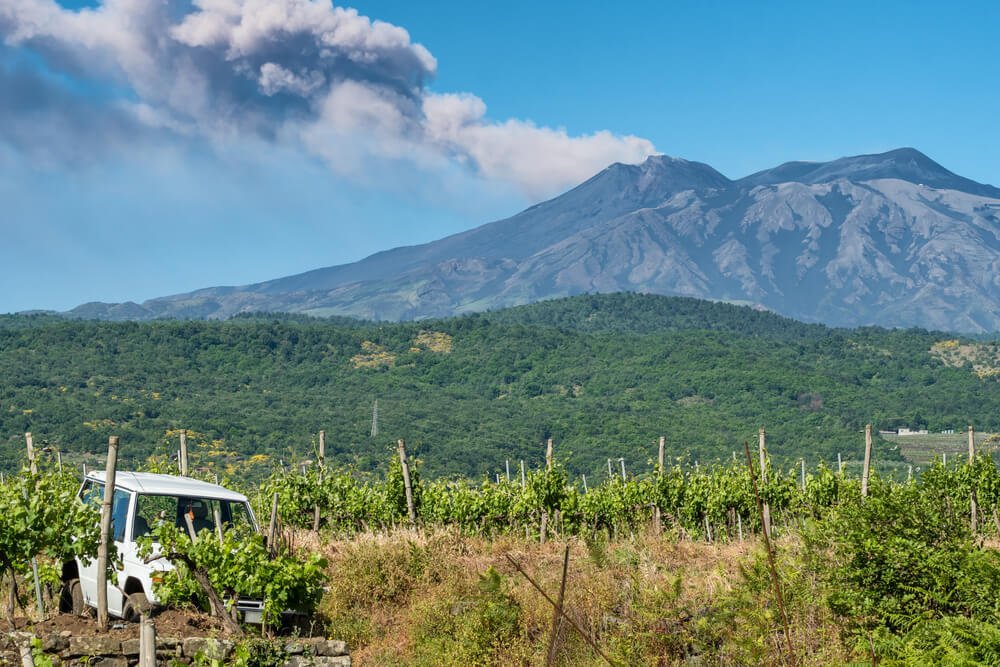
7,430 -> 1000,665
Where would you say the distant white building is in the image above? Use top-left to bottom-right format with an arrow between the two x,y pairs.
897,428 -> 929,436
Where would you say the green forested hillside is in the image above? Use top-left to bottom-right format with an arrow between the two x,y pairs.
1,294 -> 996,477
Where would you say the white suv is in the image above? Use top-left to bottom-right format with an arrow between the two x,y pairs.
60,471 -> 264,623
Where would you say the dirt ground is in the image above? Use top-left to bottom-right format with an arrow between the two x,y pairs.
0,608 -> 251,666
5,606 -> 232,641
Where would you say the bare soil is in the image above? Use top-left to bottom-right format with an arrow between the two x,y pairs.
0,608 -> 248,666
6,606 -> 233,641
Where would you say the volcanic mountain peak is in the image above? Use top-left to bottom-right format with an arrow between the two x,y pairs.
740,147 -> 1000,197
66,148 -> 1000,332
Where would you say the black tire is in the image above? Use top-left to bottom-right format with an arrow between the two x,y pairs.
122,591 -> 150,622
58,578 -> 84,615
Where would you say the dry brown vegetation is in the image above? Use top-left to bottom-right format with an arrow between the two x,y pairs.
313,528 -> 850,666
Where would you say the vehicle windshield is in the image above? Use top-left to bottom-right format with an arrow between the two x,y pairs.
133,494 -> 254,540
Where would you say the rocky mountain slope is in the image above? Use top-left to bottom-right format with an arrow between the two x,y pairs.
71,148 -> 1000,332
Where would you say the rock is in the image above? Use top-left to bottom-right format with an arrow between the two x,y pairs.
68,635 -> 121,656
283,640 -> 305,655
89,658 -> 128,667
314,640 -> 348,656
284,656 -> 351,667
157,636 -> 181,658
121,638 -> 140,656
8,631 -> 33,645
40,633 -> 69,652
182,637 -> 233,661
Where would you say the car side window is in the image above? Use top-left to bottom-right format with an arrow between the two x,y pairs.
80,480 -> 102,507
112,489 -> 130,542
83,482 -> 132,542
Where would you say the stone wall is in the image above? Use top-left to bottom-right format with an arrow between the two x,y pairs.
5,632 -> 351,666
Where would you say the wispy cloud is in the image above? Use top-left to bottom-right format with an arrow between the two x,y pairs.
0,0 -> 655,198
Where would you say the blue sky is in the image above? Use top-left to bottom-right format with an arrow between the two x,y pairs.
2,0 -> 998,313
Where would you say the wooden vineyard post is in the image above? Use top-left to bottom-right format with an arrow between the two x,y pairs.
267,492 -> 279,556
861,424 -> 872,498
139,614 -> 156,667
24,433 -> 44,616
97,435 -> 120,630
313,430 -> 325,532
654,436 -> 665,534
520,460 -> 526,488
800,459 -> 806,492
179,429 -> 188,476
545,544 -> 570,666
758,428 -> 772,538
19,644 -> 34,667
969,425 -> 978,534
25,432 -> 37,475
506,554 -> 618,667
398,439 -> 416,524
213,505 -> 224,543
744,442 -> 797,667
541,440 -> 553,544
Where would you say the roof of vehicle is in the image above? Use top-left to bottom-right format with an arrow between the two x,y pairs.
85,471 -> 249,502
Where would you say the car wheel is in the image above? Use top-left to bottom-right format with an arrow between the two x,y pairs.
122,591 -> 151,622
58,579 -> 85,615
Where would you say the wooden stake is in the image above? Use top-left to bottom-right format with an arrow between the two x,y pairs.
861,424 -> 872,498
506,554 -> 619,667
619,458 -> 626,481
545,544 -> 570,666
744,441 -> 796,667
97,435 -> 120,630
506,459 -> 510,481
398,439 -> 416,524
19,644 -> 34,667
184,513 -> 198,542
313,431 -> 325,532
25,432 -> 36,475
179,429 -> 188,476
800,459 -> 806,492
582,474 -> 588,493
267,492 -> 279,555
20,481 -> 44,617
837,452 -> 842,475
654,437 -> 665,533
520,460 -> 526,488
969,425 -> 978,534
213,505 -> 224,542
546,438 -> 554,470
758,428 -> 771,538
139,614 -> 156,667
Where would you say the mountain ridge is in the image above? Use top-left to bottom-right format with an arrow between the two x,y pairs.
64,148 -> 1000,332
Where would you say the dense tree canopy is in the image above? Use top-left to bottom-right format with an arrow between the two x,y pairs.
1,294 -> 996,478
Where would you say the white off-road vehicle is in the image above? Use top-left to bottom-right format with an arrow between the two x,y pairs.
60,471 -> 264,623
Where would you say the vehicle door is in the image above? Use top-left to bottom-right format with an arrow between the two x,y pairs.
125,494 -> 178,604
77,482 -> 132,616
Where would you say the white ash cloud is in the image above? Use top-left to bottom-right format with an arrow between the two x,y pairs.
0,0 -> 655,197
